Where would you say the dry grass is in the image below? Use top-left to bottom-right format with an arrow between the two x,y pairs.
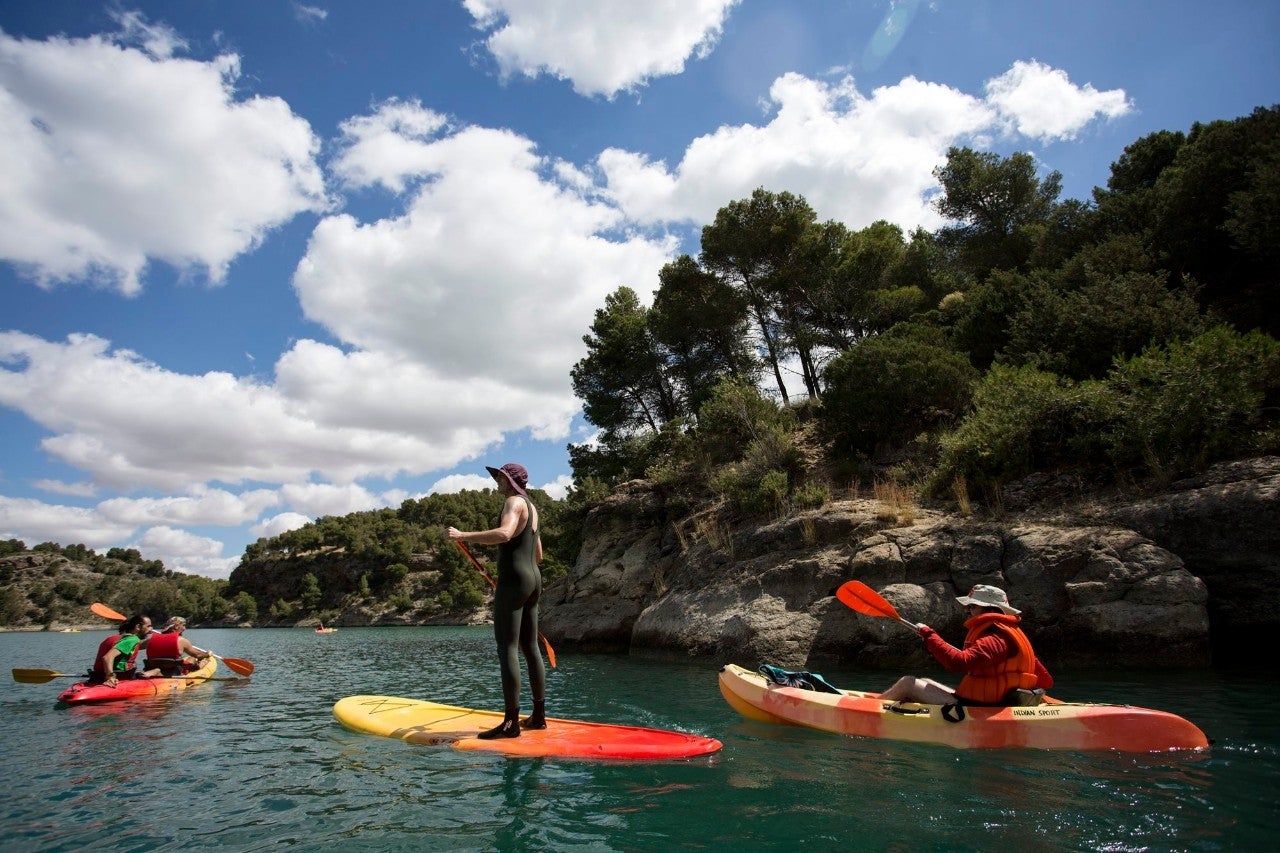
800,515 -> 817,546
675,506 -> 734,555
873,478 -> 919,525
952,475 -> 972,516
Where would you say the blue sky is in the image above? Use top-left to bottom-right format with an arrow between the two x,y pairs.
1,1 -> 1276,578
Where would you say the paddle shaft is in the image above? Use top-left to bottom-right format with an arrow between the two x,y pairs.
455,541 -> 558,668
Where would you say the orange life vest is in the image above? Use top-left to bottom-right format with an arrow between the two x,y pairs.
955,613 -> 1039,704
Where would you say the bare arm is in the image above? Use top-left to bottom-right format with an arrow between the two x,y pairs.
446,496 -> 527,545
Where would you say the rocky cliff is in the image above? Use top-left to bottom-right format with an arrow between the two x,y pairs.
540,457 -> 1280,670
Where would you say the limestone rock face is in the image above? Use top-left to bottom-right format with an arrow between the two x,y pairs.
540,458 -> 1280,669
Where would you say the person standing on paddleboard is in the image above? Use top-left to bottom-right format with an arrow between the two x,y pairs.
446,462 -> 547,739
878,585 -> 1053,707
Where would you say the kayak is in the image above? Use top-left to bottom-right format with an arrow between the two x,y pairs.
718,664 -> 1209,753
57,657 -> 219,705
315,628 -> 337,634
334,695 -> 723,760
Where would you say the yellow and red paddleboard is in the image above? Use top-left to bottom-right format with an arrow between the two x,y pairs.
719,663 -> 1209,753
333,695 -> 722,760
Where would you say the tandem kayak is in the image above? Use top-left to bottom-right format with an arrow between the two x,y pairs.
57,657 -> 219,705
334,695 -> 723,760
719,664 -> 1209,753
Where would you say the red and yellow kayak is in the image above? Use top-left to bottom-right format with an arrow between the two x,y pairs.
719,663 -> 1208,753
57,657 -> 219,705
334,695 -> 722,760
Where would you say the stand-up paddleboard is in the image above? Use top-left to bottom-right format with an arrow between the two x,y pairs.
334,695 -> 722,760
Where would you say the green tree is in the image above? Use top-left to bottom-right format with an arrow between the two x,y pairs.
649,254 -> 758,413
1003,272 -> 1208,380
233,591 -> 258,622
933,147 -> 1063,278
701,189 -> 823,402
571,286 -> 678,437
299,572 -> 321,610
1150,106 -> 1280,334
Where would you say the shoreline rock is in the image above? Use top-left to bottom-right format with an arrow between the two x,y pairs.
540,458 -> 1280,669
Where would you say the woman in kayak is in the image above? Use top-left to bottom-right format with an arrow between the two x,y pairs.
145,616 -> 214,676
97,614 -> 160,687
879,584 -> 1053,706
446,462 -> 546,739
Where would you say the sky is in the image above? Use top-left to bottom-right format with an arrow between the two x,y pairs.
1,1 -> 1276,580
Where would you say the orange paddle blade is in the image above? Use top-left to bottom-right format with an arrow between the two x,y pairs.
213,655 -> 255,676
836,581 -> 903,620
91,602 -> 126,622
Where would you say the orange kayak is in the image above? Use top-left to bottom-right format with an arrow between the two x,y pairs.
334,695 -> 722,760
719,663 -> 1208,753
57,657 -> 219,704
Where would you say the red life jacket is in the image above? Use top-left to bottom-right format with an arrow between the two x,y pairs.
145,631 -> 182,667
92,634 -> 122,676
955,613 -> 1039,704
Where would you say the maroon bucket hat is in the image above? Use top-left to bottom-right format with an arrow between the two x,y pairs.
486,462 -> 529,498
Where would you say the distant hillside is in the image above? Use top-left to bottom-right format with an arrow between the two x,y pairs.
0,540 -> 229,630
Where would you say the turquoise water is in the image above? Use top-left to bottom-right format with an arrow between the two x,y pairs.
1,627 -> 1276,851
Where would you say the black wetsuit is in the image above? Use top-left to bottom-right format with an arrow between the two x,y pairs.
493,497 -> 545,719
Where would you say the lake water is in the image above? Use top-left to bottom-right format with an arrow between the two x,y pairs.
1,627 -> 1277,851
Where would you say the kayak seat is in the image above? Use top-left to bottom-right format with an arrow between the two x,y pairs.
1007,688 -> 1047,707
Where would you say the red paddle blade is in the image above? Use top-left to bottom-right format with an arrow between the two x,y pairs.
836,581 -> 903,621
217,656 -> 255,676
91,602 -> 126,622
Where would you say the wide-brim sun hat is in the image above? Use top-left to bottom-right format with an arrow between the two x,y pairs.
486,462 -> 529,498
955,584 -> 1020,615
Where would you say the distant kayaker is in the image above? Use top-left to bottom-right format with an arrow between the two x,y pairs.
98,614 -> 160,687
879,584 -> 1053,706
446,462 -> 547,739
145,616 -> 214,676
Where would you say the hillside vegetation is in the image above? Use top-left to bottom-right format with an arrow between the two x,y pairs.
4,106 -> 1276,630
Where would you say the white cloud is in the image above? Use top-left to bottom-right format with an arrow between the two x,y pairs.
128,525 -> 239,580
464,0 -> 741,97
293,4 -> 329,25
32,479 -> 97,498
429,473 -> 496,494
0,21 -> 329,295
329,98 -> 451,193
251,512 -> 313,540
539,474 -> 573,500
599,64 -> 1128,231
96,488 -> 280,527
278,482 -> 383,518
985,60 -> 1132,142
0,495 -> 135,546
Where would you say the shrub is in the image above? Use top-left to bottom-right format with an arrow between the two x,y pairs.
1102,327 -> 1280,478
931,364 -> 1112,491
821,334 -> 978,455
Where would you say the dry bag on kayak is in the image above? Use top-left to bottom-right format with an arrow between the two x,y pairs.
757,664 -> 842,694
